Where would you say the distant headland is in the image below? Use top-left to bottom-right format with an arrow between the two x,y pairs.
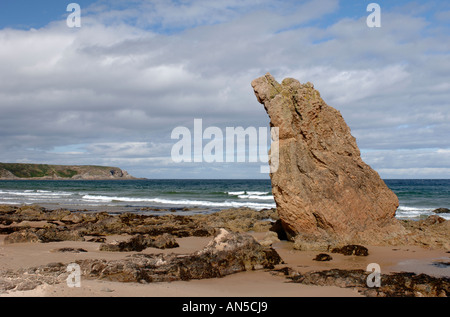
0,162 -> 139,180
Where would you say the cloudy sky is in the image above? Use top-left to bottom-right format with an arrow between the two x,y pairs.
0,0 -> 449,179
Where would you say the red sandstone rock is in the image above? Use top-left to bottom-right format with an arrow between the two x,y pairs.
252,73 -> 403,248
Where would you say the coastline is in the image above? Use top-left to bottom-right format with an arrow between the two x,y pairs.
0,204 -> 448,297
1,179 -> 449,220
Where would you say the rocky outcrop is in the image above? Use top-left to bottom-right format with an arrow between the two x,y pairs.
0,163 -> 138,180
331,245 -> 369,256
433,208 -> 450,214
1,205 -> 448,249
313,253 -> 333,261
0,205 -> 278,241
3,228 -> 84,243
0,262 -> 67,293
2,204 -> 449,250
251,73 -> 403,247
286,269 -> 449,297
399,216 -> 450,249
99,233 -> 179,252
3,230 -> 41,244
80,228 -> 282,283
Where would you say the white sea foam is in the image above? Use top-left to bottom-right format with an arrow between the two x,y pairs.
227,191 -> 270,196
149,198 -> 276,209
82,194 -> 276,210
0,201 -> 20,205
397,206 -> 435,212
246,191 -> 270,195
227,191 -> 273,200
237,194 -> 274,200
2,190 -> 72,197
227,191 -> 245,195
395,205 -> 450,220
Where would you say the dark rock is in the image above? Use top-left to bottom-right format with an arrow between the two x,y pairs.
0,205 -> 17,214
433,208 -> 450,214
4,230 -> 41,244
35,228 -> 85,242
269,219 -> 288,240
289,269 -> 450,297
291,269 -> 366,289
99,233 -> 179,252
16,205 -> 45,221
87,236 -> 106,243
331,245 -> 369,256
271,267 -> 295,276
424,215 -> 446,225
45,209 -> 72,221
313,253 -> 333,261
0,219 -> 14,226
60,212 -> 84,224
99,235 -> 151,252
53,248 -> 88,253
0,226 -> 27,235
150,233 -> 179,249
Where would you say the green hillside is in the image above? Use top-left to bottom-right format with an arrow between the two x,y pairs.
0,163 -> 136,180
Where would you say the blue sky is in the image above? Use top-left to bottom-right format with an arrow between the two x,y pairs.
0,0 -> 449,179
1,0 -> 447,30
0,0 -> 95,29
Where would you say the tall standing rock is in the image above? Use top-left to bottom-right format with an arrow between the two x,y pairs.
252,73 -> 403,248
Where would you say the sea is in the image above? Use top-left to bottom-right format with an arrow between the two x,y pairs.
0,179 -> 449,220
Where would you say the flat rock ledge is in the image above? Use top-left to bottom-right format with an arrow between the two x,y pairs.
0,205 -> 278,242
1,205 -> 448,250
274,268 -> 449,297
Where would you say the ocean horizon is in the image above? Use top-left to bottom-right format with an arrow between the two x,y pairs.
0,179 -> 449,220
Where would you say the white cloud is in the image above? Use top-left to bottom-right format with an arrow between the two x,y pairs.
377,168 -> 450,179
0,0 -> 449,178
362,148 -> 450,178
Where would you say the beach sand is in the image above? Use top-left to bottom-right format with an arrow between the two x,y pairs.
1,231 -> 448,297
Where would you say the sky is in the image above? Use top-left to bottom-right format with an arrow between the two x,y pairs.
0,0 -> 449,179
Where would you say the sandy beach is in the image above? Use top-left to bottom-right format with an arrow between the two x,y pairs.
1,229 -> 448,297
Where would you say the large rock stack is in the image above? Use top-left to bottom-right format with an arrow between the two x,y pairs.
252,73 -> 404,249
